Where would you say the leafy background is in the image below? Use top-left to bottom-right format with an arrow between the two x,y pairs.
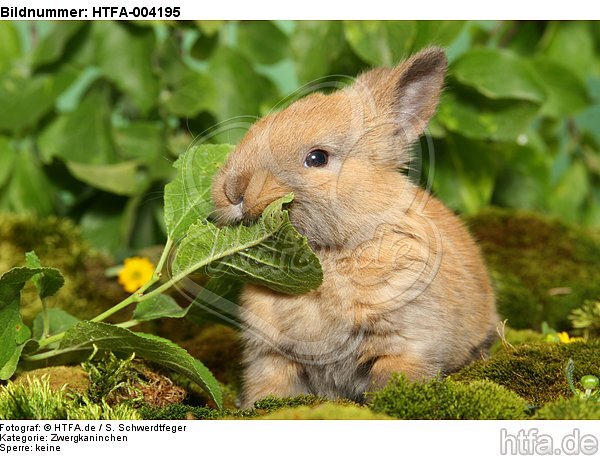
0,20 -> 599,257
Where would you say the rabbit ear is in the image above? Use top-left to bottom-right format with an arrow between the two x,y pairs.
356,47 -> 447,144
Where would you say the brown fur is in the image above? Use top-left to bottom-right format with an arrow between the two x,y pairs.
210,47 -> 498,407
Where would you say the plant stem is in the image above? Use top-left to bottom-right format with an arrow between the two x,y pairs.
155,238 -> 173,275
41,298 -> 50,339
90,238 -> 174,324
37,238 -> 174,349
115,320 -> 141,329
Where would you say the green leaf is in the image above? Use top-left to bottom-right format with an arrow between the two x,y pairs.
32,309 -> 79,341
533,58 -> 590,118
57,321 -> 222,408
292,21 -> 347,83
430,135 -> 497,214
0,67 -> 76,132
412,21 -> 466,51
114,122 -> 164,161
0,137 -> 16,188
79,195 -> 127,253
186,276 -> 243,327
32,22 -> 85,68
492,144 -> 551,210
436,91 -> 540,142
576,104 -> 600,146
207,47 -> 278,122
0,22 -> 21,73
164,144 -> 233,240
0,345 -> 26,380
163,69 -> 215,118
133,295 -> 188,322
38,84 -> 118,165
452,48 -> 546,103
172,194 -> 323,295
548,160 -> 589,223
93,22 -> 158,114
344,21 -> 416,66
236,21 -> 290,65
5,150 -> 55,215
542,22 -> 595,82
66,161 -> 147,196
0,266 -> 63,379
113,122 -> 172,181
24,251 -> 64,300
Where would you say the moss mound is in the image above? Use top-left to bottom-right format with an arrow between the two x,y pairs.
139,394 -> 357,420
368,375 -> 528,419
464,208 -> 600,330
535,397 -> 600,420
0,377 -> 140,420
258,403 -> 391,420
451,341 -> 600,406
139,403 -> 230,420
490,327 -> 545,355
83,353 -> 187,408
0,212 -> 126,322
13,366 -> 89,394
252,394 -> 348,411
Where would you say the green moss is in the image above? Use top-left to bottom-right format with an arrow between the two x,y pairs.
139,394 -> 357,420
569,299 -> 600,339
83,352 -> 186,407
139,403 -> 229,420
0,213 -> 126,322
0,377 -> 140,420
253,394 -> 337,411
465,208 -> 600,330
535,397 -> 600,420
490,327 -> 545,355
258,403 -> 391,420
451,341 -> 600,406
368,375 -> 528,419
13,366 -> 89,394
83,353 -> 144,404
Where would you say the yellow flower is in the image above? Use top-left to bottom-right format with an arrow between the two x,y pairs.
118,257 -> 155,293
557,331 -> 584,344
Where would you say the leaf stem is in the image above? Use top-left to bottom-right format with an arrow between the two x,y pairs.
38,238 -> 175,349
41,298 -> 50,339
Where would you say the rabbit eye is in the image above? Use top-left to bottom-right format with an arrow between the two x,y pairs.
304,150 -> 329,168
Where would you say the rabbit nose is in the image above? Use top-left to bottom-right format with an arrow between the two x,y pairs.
224,174 -> 248,206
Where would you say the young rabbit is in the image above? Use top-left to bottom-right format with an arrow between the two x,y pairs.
211,47 -> 498,407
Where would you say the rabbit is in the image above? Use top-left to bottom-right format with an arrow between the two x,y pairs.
211,47 -> 499,408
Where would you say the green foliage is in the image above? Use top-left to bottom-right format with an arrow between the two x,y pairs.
53,321 -> 222,408
368,375 -> 529,419
0,213 -> 124,323
569,300 -> 600,339
171,193 -> 323,295
490,327 -> 545,355
0,377 -> 140,420
0,21 -> 597,255
163,144 -> 233,239
83,352 -> 143,404
451,341 -> 600,406
535,397 -> 600,420
465,208 -> 600,329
